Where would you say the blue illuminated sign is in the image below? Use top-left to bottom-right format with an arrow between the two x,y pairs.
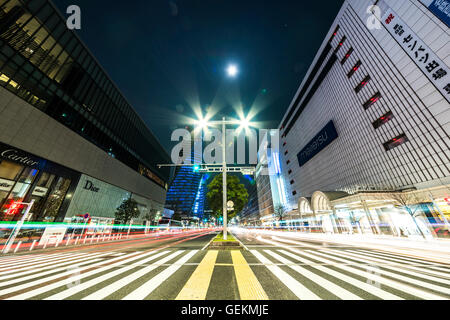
297,121 -> 338,167
420,0 -> 450,27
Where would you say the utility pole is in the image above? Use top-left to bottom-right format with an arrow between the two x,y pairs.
222,117 -> 228,240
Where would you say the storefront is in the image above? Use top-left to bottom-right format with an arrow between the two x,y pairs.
63,174 -> 164,225
0,142 -> 80,222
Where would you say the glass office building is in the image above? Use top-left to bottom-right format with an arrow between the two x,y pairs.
0,0 -> 171,222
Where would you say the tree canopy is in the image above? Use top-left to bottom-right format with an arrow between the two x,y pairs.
115,198 -> 141,224
206,174 -> 249,219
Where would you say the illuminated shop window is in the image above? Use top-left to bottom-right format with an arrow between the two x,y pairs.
383,134 -> 409,151
347,60 -> 361,78
373,111 -> 394,129
355,75 -> 371,93
341,47 -> 353,65
363,92 -> 381,110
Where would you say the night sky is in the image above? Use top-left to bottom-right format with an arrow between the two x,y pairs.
53,0 -> 344,153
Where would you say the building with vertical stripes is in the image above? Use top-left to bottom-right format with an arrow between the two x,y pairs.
277,0 -> 450,238
0,0 -> 171,225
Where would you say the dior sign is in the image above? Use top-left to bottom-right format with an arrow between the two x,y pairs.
83,180 -> 99,193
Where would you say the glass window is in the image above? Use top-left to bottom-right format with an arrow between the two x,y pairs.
383,134 -> 409,151
373,111 -> 394,129
18,167 -> 39,183
0,160 -> 23,180
39,177 -> 71,222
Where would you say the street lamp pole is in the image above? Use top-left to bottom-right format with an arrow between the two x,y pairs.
222,117 -> 228,240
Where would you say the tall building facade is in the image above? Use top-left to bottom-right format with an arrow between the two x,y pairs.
0,0 -> 171,224
278,0 -> 450,237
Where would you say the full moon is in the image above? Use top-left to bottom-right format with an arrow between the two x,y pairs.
226,64 -> 238,77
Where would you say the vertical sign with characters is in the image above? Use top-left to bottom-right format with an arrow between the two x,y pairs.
378,1 -> 449,103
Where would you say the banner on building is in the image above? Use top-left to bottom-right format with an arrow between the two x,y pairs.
378,1 -> 450,103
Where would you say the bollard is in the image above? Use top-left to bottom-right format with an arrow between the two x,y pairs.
90,236 -> 94,243
75,236 -> 79,245
43,239 -> 48,249
14,241 -> 22,253
96,235 -> 100,243
83,236 -> 87,244
29,240 -> 37,251
66,236 -> 71,246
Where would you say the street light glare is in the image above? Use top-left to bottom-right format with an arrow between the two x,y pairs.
240,118 -> 250,128
197,118 -> 208,128
226,64 -> 238,77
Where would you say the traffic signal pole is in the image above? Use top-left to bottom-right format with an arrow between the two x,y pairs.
222,118 -> 228,240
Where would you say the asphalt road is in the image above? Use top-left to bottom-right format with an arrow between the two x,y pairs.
0,229 -> 449,300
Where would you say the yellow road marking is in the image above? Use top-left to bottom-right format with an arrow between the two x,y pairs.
176,250 -> 218,300
231,251 -> 268,300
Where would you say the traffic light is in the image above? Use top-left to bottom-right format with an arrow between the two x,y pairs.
193,164 -> 200,173
6,201 -> 24,215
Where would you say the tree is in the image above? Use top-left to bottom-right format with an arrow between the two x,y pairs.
115,198 -> 141,225
274,204 -> 287,221
142,202 -> 159,224
388,192 -> 427,239
206,174 -> 249,219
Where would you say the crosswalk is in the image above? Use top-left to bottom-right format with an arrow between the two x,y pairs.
0,246 -> 449,300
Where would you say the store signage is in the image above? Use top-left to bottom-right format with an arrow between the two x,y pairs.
419,0 -> 450,27
83,180 -> 99,193
378,0 -> 449,103
138,164 -> 166,189
0,148 -> 41,168
0,178 -> 14,192
32,187 -> 48,197
297,121 -> 338,167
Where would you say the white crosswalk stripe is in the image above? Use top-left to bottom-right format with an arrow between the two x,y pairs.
323,249 -> 450,285
264,250 -> 362,300
307,249 -> 450,296
0,252 -> 113,286
297,250 -> 447,300
0,247 -> 448,300
0,252 -> 109,277
346,250 -> 450,278
354,249 -> 450,272
3,251 -> 149,299
82,251 -> 186,300
0,252 -> 85,270
45,250 -> 173,300
277,249 -> 403,300
251,249 -> 321,300
122,250 -> 198,300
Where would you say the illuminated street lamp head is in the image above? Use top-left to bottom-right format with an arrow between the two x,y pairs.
197,117 -> 208,129
226,64 -> 238,78
240,117 -> 250,128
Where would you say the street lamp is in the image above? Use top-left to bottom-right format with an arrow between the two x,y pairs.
194,116 -> 254,240
226,64 -> 238,78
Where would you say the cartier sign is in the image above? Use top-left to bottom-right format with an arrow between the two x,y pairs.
0,141 -> 43,168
